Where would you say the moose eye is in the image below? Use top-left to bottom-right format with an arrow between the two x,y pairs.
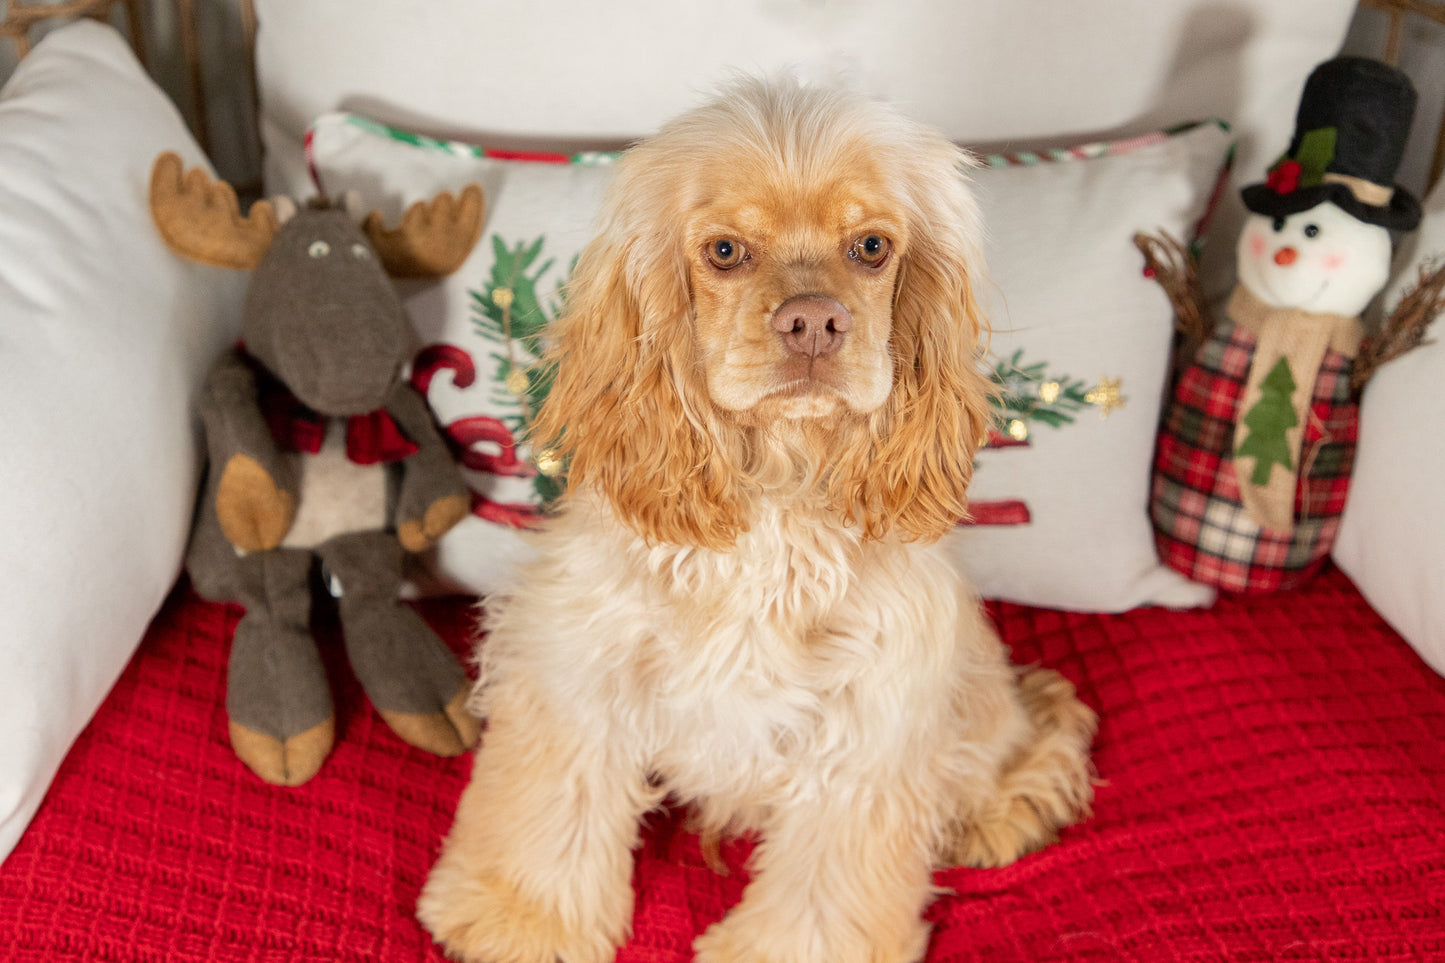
850,234 -> 892,267
350,243 -> 371,259
706,238 -> 747,270
1303,223 -> 1321,239
308,240 -> 331,258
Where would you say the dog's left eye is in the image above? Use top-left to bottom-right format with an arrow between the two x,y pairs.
850,234 -> 892,267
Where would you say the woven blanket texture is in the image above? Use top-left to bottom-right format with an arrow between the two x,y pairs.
1,566 -> 1442,961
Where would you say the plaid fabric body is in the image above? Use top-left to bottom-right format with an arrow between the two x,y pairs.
1152,319 -> 1359,593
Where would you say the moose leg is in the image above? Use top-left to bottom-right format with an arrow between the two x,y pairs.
228,547 -> 335,786
317,531 -> 479,756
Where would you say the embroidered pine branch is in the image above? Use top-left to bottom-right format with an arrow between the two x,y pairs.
476,235 -> 558,351
469,234 -> 570,506
1352,259 -> 1445,392
987,349 -> 1096,438
1133,230 -> 1211,341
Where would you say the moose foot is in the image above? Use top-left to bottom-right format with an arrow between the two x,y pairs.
228,548 -> 335,786
319,532 -> 480,756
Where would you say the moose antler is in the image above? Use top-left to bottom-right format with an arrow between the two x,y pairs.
363,184 -> 484,279
149,152 -> 281,270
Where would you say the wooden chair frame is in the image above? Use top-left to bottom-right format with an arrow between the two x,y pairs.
1,0 -> 251,160
1360,0 -> 1445,189
1,0 -> 143,59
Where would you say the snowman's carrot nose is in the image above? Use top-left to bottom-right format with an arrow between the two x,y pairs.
1274,247 -> 1298,266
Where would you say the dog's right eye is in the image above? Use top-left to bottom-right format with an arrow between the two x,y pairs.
706,238 -> 747,270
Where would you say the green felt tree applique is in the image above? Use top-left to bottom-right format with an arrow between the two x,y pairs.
1236,356 -> 1299,486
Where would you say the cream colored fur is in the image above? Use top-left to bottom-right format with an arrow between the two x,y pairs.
418,79 -> 1096,963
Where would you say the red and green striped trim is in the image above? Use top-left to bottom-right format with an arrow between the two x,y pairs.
309,112 -> 1230,172
313,113 -> 620,168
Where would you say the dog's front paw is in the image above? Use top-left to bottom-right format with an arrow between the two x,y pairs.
693,910 -> 928,963
418,865 -> 622,963
692,920 -> 755,963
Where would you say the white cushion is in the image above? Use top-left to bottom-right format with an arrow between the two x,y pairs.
1334,177 -> 1445,676
309,112 -> 1229,610
950,126 -> 1227,611
253,0 -> 1355,297
0,22 -> 245,862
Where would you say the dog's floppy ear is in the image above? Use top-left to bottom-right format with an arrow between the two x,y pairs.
530,223 -> 749,550
832,150 -> 995,543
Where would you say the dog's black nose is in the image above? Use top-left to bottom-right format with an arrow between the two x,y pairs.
771,295 -> 852,358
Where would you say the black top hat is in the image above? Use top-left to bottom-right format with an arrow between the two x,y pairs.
1242,56 -> 1421,231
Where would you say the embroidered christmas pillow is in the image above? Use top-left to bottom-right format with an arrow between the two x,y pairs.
945,121 -> 1231,610
308,112 -> 1230,611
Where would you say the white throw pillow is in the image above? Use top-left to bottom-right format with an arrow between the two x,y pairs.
949,126 -> 1227,611
1334,177 -> 1445,677
253,0 -> 1354,299
309,112 -> 1229,611
0,22 -> 245,862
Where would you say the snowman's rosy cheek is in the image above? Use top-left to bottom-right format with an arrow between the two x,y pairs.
1322,252 -> 1346,272
1248,234 -> 1267,258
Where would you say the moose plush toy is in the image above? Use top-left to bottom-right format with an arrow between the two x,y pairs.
1138,57 -> 1443,594
150,153 -> 484,785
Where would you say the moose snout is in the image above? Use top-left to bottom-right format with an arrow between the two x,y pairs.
771,295 -> 852,358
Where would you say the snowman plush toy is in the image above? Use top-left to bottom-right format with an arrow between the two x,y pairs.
1148,56 -> 1436,593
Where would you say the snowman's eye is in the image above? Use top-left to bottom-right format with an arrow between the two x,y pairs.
1271,217 -> 1287,233
1303,224 -> 1321,239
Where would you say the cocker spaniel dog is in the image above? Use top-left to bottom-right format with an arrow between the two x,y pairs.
418,79 -> 1097,963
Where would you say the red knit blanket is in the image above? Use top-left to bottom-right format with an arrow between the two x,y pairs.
2,566 -> 1442,961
